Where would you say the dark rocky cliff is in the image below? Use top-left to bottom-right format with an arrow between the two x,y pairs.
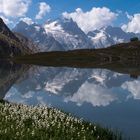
0,18 -> 35,58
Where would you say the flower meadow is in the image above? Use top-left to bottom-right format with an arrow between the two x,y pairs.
0,102 -> 122,140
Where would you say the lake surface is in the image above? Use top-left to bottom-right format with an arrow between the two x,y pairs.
1,61 -> 140,140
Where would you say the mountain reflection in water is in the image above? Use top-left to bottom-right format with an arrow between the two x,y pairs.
1,60 -> 140,139
0,61 -> 29,100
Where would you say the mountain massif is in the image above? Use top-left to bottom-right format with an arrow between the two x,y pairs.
13,17 -> 139,51
0,16 -> 139,57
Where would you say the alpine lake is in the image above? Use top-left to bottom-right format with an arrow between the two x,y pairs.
0,54 -> 140,140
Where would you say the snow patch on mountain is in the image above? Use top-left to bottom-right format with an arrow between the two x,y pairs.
44,21 -> 64,33
44,18 -> 93,50
88,30 -> 114,48
13,21 -> 65,51
34,26 -> 41,32
87,26 -> 137,48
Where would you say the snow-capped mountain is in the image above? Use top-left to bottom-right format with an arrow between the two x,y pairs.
87,26 -> 138,48
13,18 -> 140,51
13,21 -> 65,51
44,18 -> 93,50
13,18 -> 94,51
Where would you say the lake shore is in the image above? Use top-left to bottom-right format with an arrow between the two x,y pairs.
13,41 -> 140,79
0,101 -> 122,140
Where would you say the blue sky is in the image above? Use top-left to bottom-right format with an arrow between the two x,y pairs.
29,0 -> 140,17
27,0 -> 140,21
30,0 -> 140,14
0,0 -> 140,33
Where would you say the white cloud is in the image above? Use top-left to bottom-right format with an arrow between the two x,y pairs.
0,0 -> 31,17
34,26 -> 41,32
65,81 -> 117,107
122,80 -> 140,100
62,7 -> 117,33
0,15 -> 13,25
36,2 -> 51,20
122,13 -> 140,33
125,12 -> 133,20
20,17 -> 34,25
22,91 -> 34,99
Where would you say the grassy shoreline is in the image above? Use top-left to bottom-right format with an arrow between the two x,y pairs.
0,101 -> 122,140
14,40 -> 140,62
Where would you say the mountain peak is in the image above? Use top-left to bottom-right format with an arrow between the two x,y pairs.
0,17 -> 19,41
14,21 -> 29,29
60,17 -> 74,23
57,17 -> 86,36
0,17 -> 4,24
0,17 -> 10,33
103,26 -> 124,34
43,17 -> 93,50
18,20 -> 28,26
